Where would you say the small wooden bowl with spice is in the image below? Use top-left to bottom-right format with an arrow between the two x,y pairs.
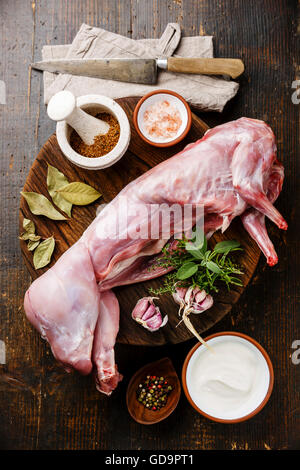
126,357 -> 181,425
55,94 -> 130,170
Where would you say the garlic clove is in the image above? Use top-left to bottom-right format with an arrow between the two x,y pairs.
200,294 -> 214,310
194,289 -> 207,304
172,286 -> 187,305
184,286 -> 195,305
191,294 -> 213,313
144,311 -> 168,332
131,297 -> 150,319
141,304 -> 157,321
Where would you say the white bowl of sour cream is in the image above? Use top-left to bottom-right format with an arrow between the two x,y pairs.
182,332 -> 274,423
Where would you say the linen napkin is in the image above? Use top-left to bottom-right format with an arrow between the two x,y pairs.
42,23 -> 239,112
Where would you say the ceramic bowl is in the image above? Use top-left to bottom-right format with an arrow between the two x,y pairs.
56,94 -> 131,170
133,89 -> 192,147
182,331 -> 274,423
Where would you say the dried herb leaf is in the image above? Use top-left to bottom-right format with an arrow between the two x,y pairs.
27,239 -> 40,251
47,164 -> 72,217
28,234 -> 41,241
19,232 -> 30,241
21,191 -> 67,220
19,233 -> 41,242
23,218 -> 35,234
33,236 -> 55,269
58,182 -> 102,205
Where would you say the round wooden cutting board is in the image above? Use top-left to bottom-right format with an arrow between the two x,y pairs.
19,97 -> 260,346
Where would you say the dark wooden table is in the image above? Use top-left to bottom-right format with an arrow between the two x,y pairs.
0,0 -> 299,450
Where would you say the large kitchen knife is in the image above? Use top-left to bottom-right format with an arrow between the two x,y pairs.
31,57 -> 244,84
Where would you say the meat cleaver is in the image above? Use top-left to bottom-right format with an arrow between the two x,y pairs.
31,57 -> 244,84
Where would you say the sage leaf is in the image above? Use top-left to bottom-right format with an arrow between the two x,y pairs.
206,261 -> 223,274
57,182 -> 102,205
190,229 -> 206,252
200,236 -> 207,254
214,240 -> 241,254
176,262 -> 198,280
185,243 -> 204,260
23,218 -> 35,234
33,236 -> 55,269
21,191 -> 67,220
47,164 -> 72,217
27,239 -> 40,251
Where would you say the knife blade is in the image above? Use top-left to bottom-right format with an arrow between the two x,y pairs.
31,57 -> 244,84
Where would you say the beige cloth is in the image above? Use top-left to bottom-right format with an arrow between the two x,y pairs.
42,23 -> 238,112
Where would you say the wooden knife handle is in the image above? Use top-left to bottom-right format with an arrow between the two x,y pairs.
167,57 -> 244,79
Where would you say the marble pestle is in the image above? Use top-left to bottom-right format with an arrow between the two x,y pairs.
47,90 -> 110,145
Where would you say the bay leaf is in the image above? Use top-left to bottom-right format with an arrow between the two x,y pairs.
33,236 -> 55,269
19,233 -> 41,242
27,239 -> 40,251
47,164 -> 72,217
23,218 -> 35,234
21,191 -> 67,220
58,182 -> 102,205
19,233 -> 30,241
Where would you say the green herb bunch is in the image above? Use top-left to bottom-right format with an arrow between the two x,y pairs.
149,234 -> 244,296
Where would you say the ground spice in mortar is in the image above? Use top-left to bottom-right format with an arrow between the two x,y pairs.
70,112 -> 120,158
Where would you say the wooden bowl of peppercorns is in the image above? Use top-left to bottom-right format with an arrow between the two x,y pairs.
126,357 -> 181,425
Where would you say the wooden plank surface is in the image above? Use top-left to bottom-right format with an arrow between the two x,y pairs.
0,0 -> 299,450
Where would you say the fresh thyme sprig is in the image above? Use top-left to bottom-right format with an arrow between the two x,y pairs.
149,234 -> 243,296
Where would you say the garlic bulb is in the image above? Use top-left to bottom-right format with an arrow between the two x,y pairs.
131,297 -> 168,332
172,285 -> 213,348
173,286 -> 213,314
